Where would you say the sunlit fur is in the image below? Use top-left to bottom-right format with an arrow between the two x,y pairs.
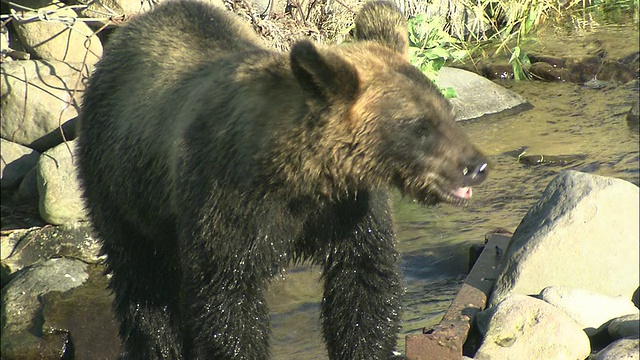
76,1 -> 487,359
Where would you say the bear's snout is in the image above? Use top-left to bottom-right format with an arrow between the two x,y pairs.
461,154 -> 489,187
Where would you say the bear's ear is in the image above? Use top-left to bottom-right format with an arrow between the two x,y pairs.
290,40 -> 359,103
353,1 -> 408,57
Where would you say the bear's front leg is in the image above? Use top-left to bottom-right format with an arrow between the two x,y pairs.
178,235 -> 272,360
319,190 -> 404,360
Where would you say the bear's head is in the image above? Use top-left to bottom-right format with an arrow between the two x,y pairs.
288,1 -> 489,205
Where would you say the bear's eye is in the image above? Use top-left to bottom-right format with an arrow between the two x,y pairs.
402,118 -> 432,139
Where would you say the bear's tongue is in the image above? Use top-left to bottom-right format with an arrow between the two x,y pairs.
452,187 -> 472,199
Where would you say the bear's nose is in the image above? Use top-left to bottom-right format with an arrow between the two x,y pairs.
462,156 -> 489,186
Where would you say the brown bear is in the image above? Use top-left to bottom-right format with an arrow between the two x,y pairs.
76,1 -> 489,359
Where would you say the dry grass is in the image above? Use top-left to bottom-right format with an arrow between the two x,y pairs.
223,0 -> 367,51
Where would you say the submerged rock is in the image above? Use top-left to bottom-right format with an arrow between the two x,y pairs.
42,264 -> 121,360
597,59 -> 638,84
628,100 -> 639,131
529,62 -> 573,82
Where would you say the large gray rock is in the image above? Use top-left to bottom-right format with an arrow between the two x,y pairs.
475,294 -> 590,360
37,140 -> 87,225
595,338 -> 639,360
11,2 -> 102,65
0,138 -> 39,189
439,67 -> 530,121
1,60 -> 89,151
540,286 -> 639,336
1,257 -> 89,356
489,171 -> 640,307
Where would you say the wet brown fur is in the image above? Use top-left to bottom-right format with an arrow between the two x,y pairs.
77,1 -> 488,359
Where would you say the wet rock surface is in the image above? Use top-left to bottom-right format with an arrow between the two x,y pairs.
41,265 -> 121,360
1,258 -> 89,357
1,223 -> 102,277
474,48 -> 638,86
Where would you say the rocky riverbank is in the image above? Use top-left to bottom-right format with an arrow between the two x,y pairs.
466,171 -> 639,360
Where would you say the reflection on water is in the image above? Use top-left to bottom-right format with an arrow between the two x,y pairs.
269,23 -> 639,359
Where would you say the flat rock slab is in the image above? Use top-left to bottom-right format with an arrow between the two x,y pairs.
1,257 -> 88,332
489,170 -> 640,307
438,67 -> 531,121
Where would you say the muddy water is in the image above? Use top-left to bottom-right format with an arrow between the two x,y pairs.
268,22 -> 639,359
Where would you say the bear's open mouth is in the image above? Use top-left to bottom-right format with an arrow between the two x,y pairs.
429,183 -> 473,205
395,175 -> 474,206
451,186 -> 472,200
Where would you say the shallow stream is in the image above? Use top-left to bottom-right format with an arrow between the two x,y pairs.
268,20 -> 639,359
